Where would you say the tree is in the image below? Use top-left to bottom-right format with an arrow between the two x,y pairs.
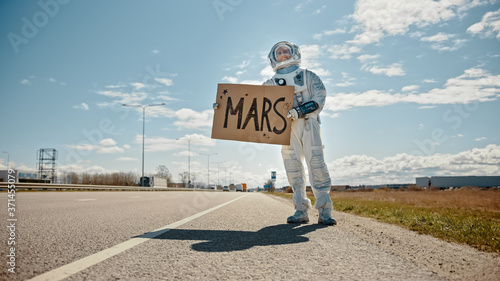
179,172 -> 188,186
264,179 -> 274,187
264,179 -> 275,192
155,165 -> 172,182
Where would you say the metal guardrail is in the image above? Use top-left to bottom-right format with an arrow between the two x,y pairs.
0,182 -> 219,192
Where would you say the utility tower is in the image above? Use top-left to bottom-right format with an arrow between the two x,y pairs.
37,148 -> 57,183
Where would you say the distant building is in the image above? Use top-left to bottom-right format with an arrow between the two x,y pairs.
416,176 -> 500,188
0,170 -> 45,183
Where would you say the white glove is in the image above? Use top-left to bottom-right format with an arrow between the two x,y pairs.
287,108 -> 299,120
213,103 -> 219,109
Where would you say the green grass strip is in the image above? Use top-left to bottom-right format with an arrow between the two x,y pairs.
271,193 -> 500,253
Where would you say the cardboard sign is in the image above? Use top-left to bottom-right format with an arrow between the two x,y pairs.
211,83 -> 294,145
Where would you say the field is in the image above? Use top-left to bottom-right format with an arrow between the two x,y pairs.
273,188 -> 500,253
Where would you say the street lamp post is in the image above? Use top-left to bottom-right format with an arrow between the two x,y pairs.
199,152 -> 217,188
176,137 -> 202,188
212,161 -> 226,188
123,103 -> 165,186
2,151 -> 9,170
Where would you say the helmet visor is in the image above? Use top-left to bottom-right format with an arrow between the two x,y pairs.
274,44 -> 292,63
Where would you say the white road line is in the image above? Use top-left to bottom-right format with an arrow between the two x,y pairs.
28,194 -> 248,281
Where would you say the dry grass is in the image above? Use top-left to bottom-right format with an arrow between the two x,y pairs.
330,189 -> 500,213
274,188 -> 500,253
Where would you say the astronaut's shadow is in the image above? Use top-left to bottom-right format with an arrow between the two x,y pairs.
137,223 -> 327,252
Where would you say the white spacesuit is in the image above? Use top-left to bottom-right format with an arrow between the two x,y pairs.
263,41 -> 336,225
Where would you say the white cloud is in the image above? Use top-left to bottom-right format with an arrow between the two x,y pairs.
116,157 -> 138,161
49,77 -> 56,83
155,78 -> 173,87
139,105 -> 175,118
402,85 -> 419,92
357,51 -> 406,77
421,33 -> 467,51
418,105 -> 437,109
123,92 -> 149,105
421,32 -> 453,42
68,144 -> 97,151
174,150 -> 197,157
409,68 -> 500,104
475,137 -> 487,141
260,66 -> 275,80
100,138 -> 117,146
85,165 -> 108,174
20,79 -> 31,85
326,0 -> 489,63
68,139 -> 126,154
300,44 -> 331,76
96,90 -> 124,98
313,28 -> 346,40
328,144 -> 500,185
294,0 -> 312,12
96,90 -> 149,108
73,103 -> 89,111
173,108 -> 213,129
313,5 -> 327,15
156,95 -> 179,102
237,60 -> 250,69
239,80 -> 263,85
436,39 -> 467,51
467,8 -> 500,40
57,163 -> 113,174
328,44 -> 362,59
152,49 -> 160,54
222,76 -> 238,83
326,90 -> 403,111
97,146 -> 124,154
324,68 -> 500,112
136,133 -> 215,152
336,72 -> 356,87
105,84 -> 126,89
357,54 -> 379,62
362,62 -> 405,76
351,0 -> 463,45
130,82 -> 146,90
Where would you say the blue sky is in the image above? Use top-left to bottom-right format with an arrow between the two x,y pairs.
1,0 -> 499,187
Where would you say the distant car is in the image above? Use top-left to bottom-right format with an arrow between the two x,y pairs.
223,186 -> 229,192
235,184 -> 243,192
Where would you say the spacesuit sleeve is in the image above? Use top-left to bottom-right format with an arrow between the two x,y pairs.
262,79 -> 275,86
306,70 -> 326,114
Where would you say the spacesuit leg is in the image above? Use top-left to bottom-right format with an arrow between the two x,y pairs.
303,118 -> 336,225
283,119 -> 311,223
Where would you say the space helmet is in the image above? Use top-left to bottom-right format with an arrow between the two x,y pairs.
267,41 -> 301,72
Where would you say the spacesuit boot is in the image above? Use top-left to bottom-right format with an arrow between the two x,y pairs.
287,207 -> 309,223
315,190 -> 337,225
287,199 -> 311,223
318,208 -> 337,225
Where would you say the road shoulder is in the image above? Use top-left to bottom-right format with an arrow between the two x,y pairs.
266,193 -> 500,281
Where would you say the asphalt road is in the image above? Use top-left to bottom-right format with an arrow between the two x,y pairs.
0,191 -> 496,280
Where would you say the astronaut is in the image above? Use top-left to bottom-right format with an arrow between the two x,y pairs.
263,41 -> 336,225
